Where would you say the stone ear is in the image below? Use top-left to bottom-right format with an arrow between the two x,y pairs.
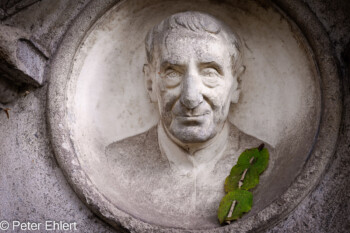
143,64 -> 157,102
237,65 -> 245,77
231,65 -> 245,104
231,89 -> 241,104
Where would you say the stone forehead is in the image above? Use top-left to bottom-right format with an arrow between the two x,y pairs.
163,29 -> 224,47
159,31 -> 231,62
157,25 -> 232,49
145,12 -> 241,65
152,29 -> 235,65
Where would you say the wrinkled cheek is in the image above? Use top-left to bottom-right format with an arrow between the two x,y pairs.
222,96 -> 232,119
161,111 -> 173,127
158,91 -> 179,126
162,91 -> 179,111
209,94 -> 223,112
211,95 -> 231,123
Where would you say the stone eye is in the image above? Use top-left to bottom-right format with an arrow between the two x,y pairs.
166,70 -> 181,79
201,67 -> 219,77
201,68 -> 220,87
163,69 -> 182,87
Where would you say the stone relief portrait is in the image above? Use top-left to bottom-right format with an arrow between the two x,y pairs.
106,11 -> 271,226
0,0 -> 346,232
52,0 -> 333,231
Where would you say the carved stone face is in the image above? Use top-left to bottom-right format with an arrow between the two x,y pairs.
146,30 -> 238,144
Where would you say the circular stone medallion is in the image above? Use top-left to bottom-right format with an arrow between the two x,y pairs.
48,0 -> 341,232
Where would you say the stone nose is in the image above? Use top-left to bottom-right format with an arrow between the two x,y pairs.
180,73 -> 203,109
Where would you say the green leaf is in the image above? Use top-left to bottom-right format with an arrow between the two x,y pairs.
237,148 -> 259,165
224,147 -> 269,192
253,148 -> 269,174
217,190 -> 253,224
224,165 -> 248,192
218,146 -> 269,224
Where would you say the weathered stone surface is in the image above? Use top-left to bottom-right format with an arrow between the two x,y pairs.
0,0 -> 349,232
50,1 -> 326,231
0,85 -> 115,233
0,24 -> 47,86
0,0 -> 41,20
1,0 -> 92,57
268,43 -> 350,233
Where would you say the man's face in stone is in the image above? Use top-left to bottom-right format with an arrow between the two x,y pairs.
153,30 -> 236,143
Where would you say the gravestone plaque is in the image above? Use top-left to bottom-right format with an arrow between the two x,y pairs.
47,0 -> 341,231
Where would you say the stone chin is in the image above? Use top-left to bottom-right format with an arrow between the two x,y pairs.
167,115 -> 218,144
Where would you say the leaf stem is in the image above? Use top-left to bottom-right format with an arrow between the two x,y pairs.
226,156 -> 255,223
226,200 -> 237,224
238,157 -> 255,189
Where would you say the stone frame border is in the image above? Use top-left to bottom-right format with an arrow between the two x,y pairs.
47,0 -> 341,232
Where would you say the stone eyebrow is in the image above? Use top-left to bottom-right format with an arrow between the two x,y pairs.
160,61 -> 184,70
